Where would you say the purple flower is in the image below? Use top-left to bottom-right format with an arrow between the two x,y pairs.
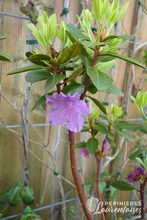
46,92 -> 90,132
128,167 -> 146,183
80,148 -> 89,158
102,138 -> 108,152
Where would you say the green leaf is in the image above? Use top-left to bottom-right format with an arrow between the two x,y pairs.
8,187 -> 21,206
67,66 -> 84,82
107,85 -> 124,97
31,95 -> 46,111
66,24 -> 88,41
108,5 -> 119,26
0,51 -> 13,62
81,41 -> 105,48
27,53 -> 51,61
87,96 -> 107,114
111,180 -> 137,191
27,54 -> 51,64
25,51 -> 33,58
86,138 -> 99,154
88,83 -> 97,94
102,0 -> 109,16
21,206 -> 42,220
28,23 -> 47,50
75,141 -> 86,148
57,20 -> 67,46
80,48 -> 91,67
113,121 -> 143,131
92,0 -> 102,23
103,35 -> 132,42
57,42 -> 81,64
81,126 -> 89,132
31,92 -> 54,111
21,187 -> 34,205
45,74 -> 65,92
48,13 -> 57,42
103,35 -> 120,42
129,149 -> 142,160
99,52 -> 146,69
28,61 -> 50,67
110,104 -> 123,120
117,1 -> 129,20
114,129 -> 134,141
91,108 -> 100,121
87,67 -> 112,91
25,70 -> 51,83
82,9 -> 92,28
135,157 -> 146,168
23,206 -> 33,214
94,123 -> 108,134
96,60 -> 116,72
131,91 -> 147,118
28,12 -> 57,50
99,56 -> 115,63
0,35 -> 7,40
62,83 -> 84,95
9,65 -> 45,75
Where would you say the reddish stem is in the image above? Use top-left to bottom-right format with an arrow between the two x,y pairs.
95,152 -> 106,220
68,53 -> 101,218
56,83 -> 61,94
140,178 -> 147,219
69,131 -> 92,220
66,63 -> 92,219
92,48 -> 99,66
80,77 -> 91,100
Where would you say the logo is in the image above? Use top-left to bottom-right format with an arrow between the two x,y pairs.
86,197 -> 141,215
86,197 -> 99,214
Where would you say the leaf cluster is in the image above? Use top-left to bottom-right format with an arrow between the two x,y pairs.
9,7 -> 146,110
0,182 -> 39,218
0,35 -> 13,62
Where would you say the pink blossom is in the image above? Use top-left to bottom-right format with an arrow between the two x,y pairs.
80,148 -> 89,158
128,167 -> 146,183
46,92 -> 90,132
102,138 -> 108,152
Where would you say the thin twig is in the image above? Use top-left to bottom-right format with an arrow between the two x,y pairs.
103,137 -> 125,169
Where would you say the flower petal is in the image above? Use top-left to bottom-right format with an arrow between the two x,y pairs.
76,100 -> 90,115
47,110 -> 65,125
66,113 -> 84,132
80,148 -> 89,158
46,92 -> 90,132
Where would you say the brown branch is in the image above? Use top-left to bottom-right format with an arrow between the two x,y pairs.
92,47 -> 99,67
140,178 -> 147,219
80,77 -> 91,100
56,83 -> 61,94
69,131 -> 92,220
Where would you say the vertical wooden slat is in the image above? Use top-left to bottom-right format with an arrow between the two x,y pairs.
0,0 -> 45,215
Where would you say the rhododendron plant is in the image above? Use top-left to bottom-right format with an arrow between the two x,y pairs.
9,0 -> 147,219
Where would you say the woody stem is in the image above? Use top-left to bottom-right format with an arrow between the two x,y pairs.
140,178 -> 147,219
68,67 -> 92,219
69,131 -> 92,220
